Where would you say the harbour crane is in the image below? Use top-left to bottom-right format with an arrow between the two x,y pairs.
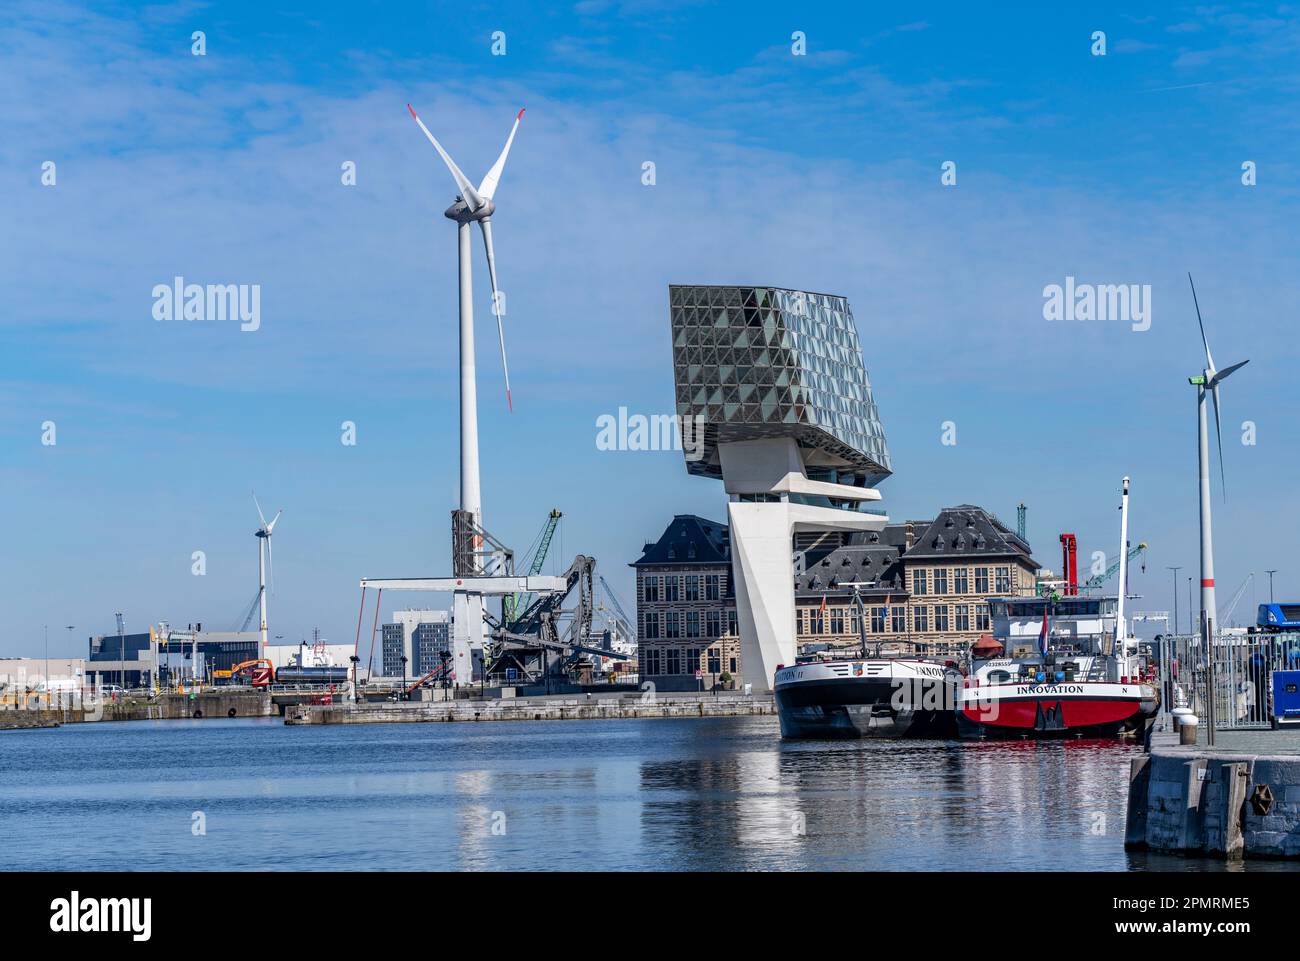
595,575 -> 637,646
504,510 -> 562,626
1083,542 -> 1148,591
1219,572 -> 1254,626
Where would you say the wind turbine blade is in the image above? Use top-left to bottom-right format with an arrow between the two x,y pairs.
1212,382 -> 1226,495
477,108 -> 524,201
1187,273 -> 1215,373
252,491 -> 267,528
479,219 -> 512,411
407,104 -> 484,210
1209,358 -> 1249,386
266,509 -> 282,535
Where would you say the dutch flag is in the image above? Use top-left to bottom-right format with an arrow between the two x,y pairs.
1038,607 -> 1050,657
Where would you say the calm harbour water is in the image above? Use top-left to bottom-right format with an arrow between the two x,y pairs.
0,716 -> 1289,871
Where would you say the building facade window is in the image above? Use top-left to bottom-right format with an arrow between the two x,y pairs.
955,604 -> 970,632
706,610 -> 721,637
830,608 -> 845,635
935,605 -> 950,632
727,610 -> 738,636
705,574 -> 720,601
643,612 -> 660,639
665,576 -> 680,602
953,567 -> 969,594
914,605 -> 929,632
666,649 -> 681,674
666,612 -> 681,639
891,607 -> 906,633
708,649 -> 721,673
995,566 -> 1011,593
685,575 -> 700,602
644,576 -> 660,602
913,570 -> 928,595
976,606 -> 991,631
871,607 -> 886,633
686,611 -> 701,638
933,568 -> 949,595
975,567 -> 989,594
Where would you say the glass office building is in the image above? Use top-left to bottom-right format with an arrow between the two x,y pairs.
669,285 -> 891,486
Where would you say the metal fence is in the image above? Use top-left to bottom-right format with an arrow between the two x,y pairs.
1160,632 -> 1300,730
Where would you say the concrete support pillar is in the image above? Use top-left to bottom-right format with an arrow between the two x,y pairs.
728,500 -> 798,693
451,593 -> 483,685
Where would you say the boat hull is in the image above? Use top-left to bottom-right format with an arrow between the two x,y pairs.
956,681 -> 1158,740
775,660 -> 958,739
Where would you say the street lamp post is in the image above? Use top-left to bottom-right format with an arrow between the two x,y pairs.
1167,567 -> 1182,635
349,654 -> 361,704
65,626 -> 76,697
400,654 -> 408,702
1266,570 -> 1278,605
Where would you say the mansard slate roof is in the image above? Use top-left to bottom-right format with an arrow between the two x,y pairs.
631,506 -> 1039,590
796,543 -> 907,597
631,515 -> 731,567
905,505 -> 1038,565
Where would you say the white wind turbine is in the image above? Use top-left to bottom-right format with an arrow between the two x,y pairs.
1186,274 -> 1248,744
253,492 -> 282,650
407,102 -> 523,532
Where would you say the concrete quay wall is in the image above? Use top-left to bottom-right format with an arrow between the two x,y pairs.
0,691 -> 272,727
1125,748 -> 1300,859
286,693 -> 776,726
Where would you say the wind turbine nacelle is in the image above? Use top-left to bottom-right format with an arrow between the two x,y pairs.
445,197 -> 495,222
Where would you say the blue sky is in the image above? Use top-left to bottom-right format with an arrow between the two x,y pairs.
3,0 -> 1299,655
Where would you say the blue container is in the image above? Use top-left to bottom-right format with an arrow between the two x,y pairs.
1273,670 -> 1300,728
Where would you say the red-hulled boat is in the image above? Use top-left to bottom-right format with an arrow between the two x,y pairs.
956,477 -> 1160,739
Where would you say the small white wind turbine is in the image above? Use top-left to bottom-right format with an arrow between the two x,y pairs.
406,102 -> 523,531
252,492 -> 282,650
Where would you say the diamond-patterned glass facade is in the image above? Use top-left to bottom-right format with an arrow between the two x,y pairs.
669,285 -> 891,484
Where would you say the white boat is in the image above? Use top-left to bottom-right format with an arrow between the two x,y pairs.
775,656 -> 960,738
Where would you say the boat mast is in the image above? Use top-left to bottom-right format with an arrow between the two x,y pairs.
1116,476 -> 1131,654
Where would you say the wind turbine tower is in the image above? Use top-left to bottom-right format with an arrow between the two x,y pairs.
1187,275 -> 1248,744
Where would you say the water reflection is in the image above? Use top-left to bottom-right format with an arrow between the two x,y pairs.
0,716 -> 1292,871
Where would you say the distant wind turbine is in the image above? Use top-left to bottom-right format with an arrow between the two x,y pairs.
253,492 -> 282,650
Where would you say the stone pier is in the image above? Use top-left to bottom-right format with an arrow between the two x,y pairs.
286,692 -> 776,725
1125,748 -> 1300,859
